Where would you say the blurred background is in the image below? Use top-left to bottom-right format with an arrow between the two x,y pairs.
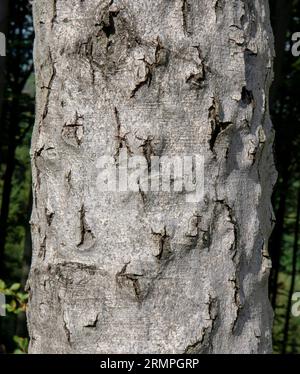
0,0 -> 299,354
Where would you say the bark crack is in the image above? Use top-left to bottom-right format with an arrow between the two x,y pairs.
216,199 -> 238,254
77,205 -> 95,250
51,0 -> 57,29
241,86 -> 255,106
137,135 -> 155,172
78,37 -> 97,84
41,49 -> 56,123
208,97 -> 233,152
102,9 -> 119,39
130,38 -> 165,98
184,294 -> 218,353
62,112 -> 84,147
151,227 -> 171,261
34,145 -> 45,190
183,330 -> 206,354
116,262 -> 144,302
38,235 -> 47,260
45,208 -> 54,226
181,0 -> 190,35
62,313 -> 71,345
84,314 -> 99,328
114,107 -> 132,161
214,0 -> 225,22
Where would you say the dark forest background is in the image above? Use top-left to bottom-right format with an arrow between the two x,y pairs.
0,0 -> 299,354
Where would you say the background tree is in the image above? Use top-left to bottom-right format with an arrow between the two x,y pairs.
269,0 -> 300,354
0,0 -> 34,353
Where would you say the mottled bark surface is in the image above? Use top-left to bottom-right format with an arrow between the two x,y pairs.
27,0 -> 276,353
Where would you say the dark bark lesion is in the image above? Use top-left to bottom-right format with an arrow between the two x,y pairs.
216,199 -> 238,253
51,0 -> 57,29
62,313 -> 71,344
137,135 -> 155,172
214,0 -> 225,18
45,207 -> 54,226
240,86 -> 255,106
130,61 -> 152,98
181,0 -> 191,36
61,112 -> 84,147
77,205 -> 96,250
116,262 -> 144,302
113,106 -> 133,161
184,294 -> 219,353
84,314 -> 99,329
208,97 -> 233,152
151,226 -> 172,261
184,214 -> 203,250
130,38 -> 167,98
186,46 -> 208,90
38,235 -> 47,260
40,49 -> 56,124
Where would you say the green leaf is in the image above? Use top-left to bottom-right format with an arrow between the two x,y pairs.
13,336 -> 29,353
13,349 -> 25,354
4,289 -> 13,296
10,283 -> 21,292
6,304 -> 14,312
0,279 -> 6,290
16,292 -> 28,302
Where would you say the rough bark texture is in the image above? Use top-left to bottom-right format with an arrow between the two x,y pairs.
27,0 -> 276,354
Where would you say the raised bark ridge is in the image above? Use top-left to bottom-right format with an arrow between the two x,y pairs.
27,0 -> 276,353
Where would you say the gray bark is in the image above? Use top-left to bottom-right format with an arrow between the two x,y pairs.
27,0 -> 276,354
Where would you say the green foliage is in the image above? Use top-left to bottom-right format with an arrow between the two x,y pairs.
273,272 -> 300,354
0,279 -> 28,315
0,280 -> 29,353
13,336 -> 28,354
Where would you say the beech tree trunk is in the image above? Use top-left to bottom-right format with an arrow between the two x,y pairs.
27,0 -> 276,354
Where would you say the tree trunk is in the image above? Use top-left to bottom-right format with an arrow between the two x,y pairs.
27,0 -> 276,354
